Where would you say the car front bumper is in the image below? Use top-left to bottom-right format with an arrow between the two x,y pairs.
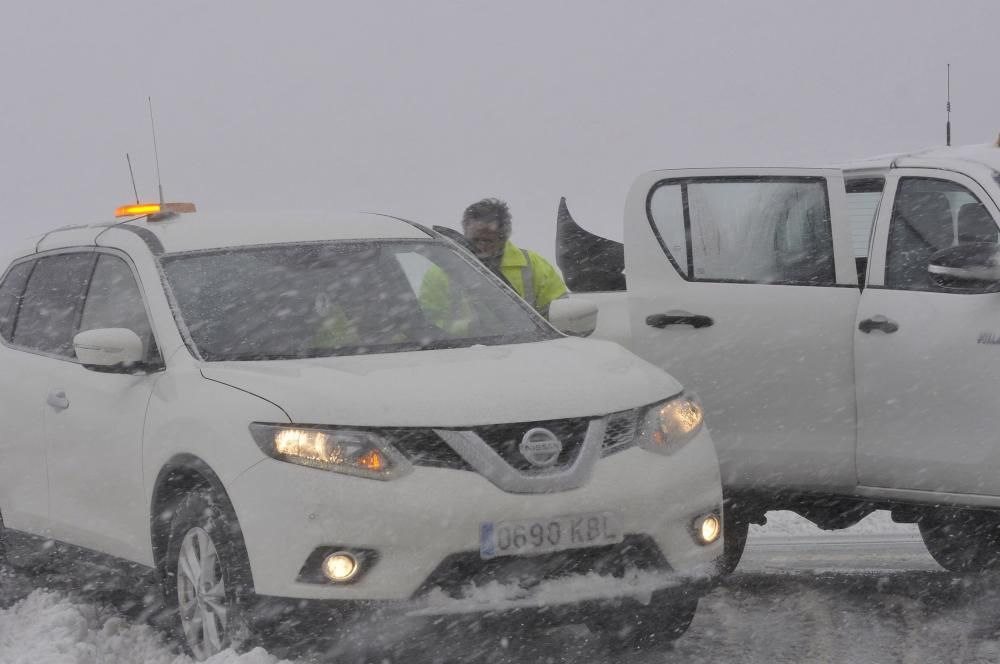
227,427 -> 723,603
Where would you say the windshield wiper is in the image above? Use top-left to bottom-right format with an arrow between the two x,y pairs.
203,332 -> 553,361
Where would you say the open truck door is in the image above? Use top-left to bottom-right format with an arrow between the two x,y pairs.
622,169 -> 860,493
855,167 -> 1000,497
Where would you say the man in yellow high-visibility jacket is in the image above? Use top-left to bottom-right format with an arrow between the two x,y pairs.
419,198 -> 567,334
455,197 -> 567,317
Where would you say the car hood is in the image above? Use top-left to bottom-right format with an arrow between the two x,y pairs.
199,337 -> 682,427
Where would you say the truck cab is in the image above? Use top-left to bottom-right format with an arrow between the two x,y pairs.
556,142 -> 1000,573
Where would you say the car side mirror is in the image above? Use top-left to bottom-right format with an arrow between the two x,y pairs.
928,243 -> 1000,292
74,328 -> 145,372
548,298 -> 598,337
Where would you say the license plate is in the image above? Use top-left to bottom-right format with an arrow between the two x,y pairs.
480,511 -> 624,559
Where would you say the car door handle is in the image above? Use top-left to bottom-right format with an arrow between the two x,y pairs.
858,315 -> 899,334
46,390 -> 70,411
646,311 -> 714,329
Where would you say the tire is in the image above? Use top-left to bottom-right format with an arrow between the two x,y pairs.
590,589 -> 699,653
0,509 -> 49,576
919,509 -> 1000,573
714,504 -> 750,576
0,510 -> 8,568
163,489 -> 256,660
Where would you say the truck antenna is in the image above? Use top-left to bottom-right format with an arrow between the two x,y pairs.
125,153 -> 140,204
946,63 -> 951,147
148,96 -> 164,204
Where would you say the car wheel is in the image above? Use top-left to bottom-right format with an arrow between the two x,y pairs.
714,505 -> 750,576
0,510 -> 8,568
0,509 -> 49,576
590,589 -> 699,653
919,509 -> 1000,573
164,489 -> 255,660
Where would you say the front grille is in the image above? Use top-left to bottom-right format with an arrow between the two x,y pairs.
467,418 -> 591,472
414,534 -> 668,600
602,408 -> 641,456
390,429 -> 473,471
395,408 -> 643,478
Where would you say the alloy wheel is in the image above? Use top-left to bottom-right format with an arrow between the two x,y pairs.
176,526 -> 229,659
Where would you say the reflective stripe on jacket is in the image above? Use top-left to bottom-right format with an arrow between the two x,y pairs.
496,241 -> 568,316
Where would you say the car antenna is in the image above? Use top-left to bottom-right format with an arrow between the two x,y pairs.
109,102 -> 196,222
148,96 -> 164,204
125,153 -> 140,204
946,63 -> 951,147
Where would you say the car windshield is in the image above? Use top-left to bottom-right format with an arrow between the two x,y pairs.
159,239 -> 558,361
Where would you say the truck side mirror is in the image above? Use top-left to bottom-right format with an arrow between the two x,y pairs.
928,243 -> 1000,292
548,298 -> 598,337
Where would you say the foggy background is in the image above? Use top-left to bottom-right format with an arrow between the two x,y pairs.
1,1 -> 997,261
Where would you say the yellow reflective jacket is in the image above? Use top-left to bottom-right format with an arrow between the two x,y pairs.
419,241 -> 567,328
494,241 -> 568,316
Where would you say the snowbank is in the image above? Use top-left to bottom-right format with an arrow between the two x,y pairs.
0,589 -> 292,664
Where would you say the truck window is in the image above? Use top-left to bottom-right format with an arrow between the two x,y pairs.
846,177 -> 885,288
647,177 -> 835,286
885,177 -> 998,291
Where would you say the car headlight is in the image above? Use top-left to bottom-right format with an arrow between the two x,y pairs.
638,394 -> 704,456
249,423 -> 413,480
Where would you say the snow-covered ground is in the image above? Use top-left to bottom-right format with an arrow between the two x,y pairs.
750,509 -> 918,538
0,587 -> 291,664
0,511 -> 976,664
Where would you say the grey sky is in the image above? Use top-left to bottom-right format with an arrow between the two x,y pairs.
2,1 -> 997,261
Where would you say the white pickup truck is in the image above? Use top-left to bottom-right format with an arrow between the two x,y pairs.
552,141 -> 1000,573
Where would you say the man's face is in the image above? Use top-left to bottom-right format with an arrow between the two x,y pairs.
463,219 -> 505,258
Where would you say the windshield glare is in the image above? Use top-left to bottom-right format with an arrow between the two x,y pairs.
159,240 -> 557,361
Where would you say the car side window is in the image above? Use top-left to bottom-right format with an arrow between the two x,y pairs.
12,253 -> 96,358
79,254 -> 159,361
0,261 -> 35,342
648,177 -> 836,285
885,177 -> 998,291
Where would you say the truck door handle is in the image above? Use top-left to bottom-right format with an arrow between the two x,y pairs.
646,311 -> 714,329
46,390 -> 69,411
858,315 -> 899,334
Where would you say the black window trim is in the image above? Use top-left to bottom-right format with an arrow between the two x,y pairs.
644,175 -> 843,287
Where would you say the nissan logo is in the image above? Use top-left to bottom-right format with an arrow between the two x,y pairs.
519,428 -> 563,468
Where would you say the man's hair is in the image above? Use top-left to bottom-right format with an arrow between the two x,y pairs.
462,198 -> 512,240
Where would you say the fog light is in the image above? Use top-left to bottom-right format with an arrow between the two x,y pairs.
322,552 -> 358,582
696,514 -> 721,545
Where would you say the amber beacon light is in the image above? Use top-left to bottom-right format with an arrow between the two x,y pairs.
114,202 -> 197,218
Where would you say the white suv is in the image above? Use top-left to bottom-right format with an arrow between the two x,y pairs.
0,207 -> 723,658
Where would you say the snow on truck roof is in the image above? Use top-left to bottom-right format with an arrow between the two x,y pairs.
840,142 -> 1000,180
27,210 -> 434,257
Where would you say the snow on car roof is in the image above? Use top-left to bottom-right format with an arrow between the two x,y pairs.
32,210 -> 434,256
125,210 -> 433,254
